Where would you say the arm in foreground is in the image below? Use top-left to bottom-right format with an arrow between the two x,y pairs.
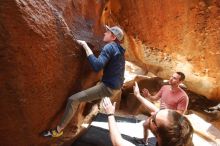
102,97 -> 135,146
133,82 -> 159,113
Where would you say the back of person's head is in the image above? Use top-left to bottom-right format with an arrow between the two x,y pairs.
157,110 -> 194,146
176,72 -> 185,81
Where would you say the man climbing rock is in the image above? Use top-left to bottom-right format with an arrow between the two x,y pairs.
43,25 -> 125,137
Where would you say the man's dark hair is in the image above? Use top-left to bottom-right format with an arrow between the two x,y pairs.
156,110 -> 194,146
176,72 -> 185,81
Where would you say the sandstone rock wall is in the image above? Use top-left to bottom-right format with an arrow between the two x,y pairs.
103,0 -> 220,101
0,0 -> 220,145
0,0 -> 102,145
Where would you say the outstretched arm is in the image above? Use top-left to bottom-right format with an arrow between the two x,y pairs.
76,40 -> 111,72
102,97 -> 135,146
133,82 -> 159,113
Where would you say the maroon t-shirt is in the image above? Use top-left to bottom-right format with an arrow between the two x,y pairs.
157,85 -> 189,112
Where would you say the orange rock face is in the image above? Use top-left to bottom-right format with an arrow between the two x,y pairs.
0,0 -> 102,145
0,0 -> 220,145
104,0 -> 220,101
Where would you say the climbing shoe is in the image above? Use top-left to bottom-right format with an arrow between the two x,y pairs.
42,129 -> 63,138
51,129 -> 63,137
42,130 -> 52,137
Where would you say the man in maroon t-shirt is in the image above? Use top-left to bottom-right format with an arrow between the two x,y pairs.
136,72 -> 189,114
133,72 -> 189,144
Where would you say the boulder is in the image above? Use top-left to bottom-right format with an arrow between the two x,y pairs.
0,0 -> 102,145
1,0 -> 220,145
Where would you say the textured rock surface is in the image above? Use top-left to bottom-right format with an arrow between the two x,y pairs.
0,0 -> 220,145
106,0 -> 220,100
0,0 -> 102,145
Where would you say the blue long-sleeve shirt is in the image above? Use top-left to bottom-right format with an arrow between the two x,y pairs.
88,42 -> 125,89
